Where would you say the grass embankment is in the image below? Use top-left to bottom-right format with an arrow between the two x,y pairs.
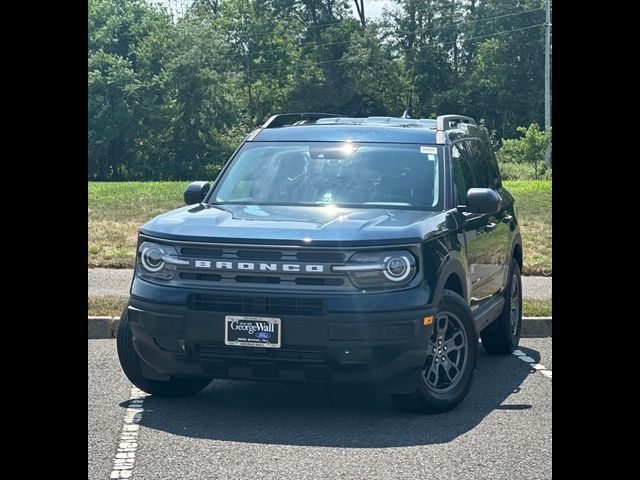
88,180 -> 551,275
88,182 -> 187,268
88,295 -> 129,317
503,180 -> 552,276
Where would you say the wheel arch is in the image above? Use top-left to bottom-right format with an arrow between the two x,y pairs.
512,238 -> 523,271
431,251 -> 469,306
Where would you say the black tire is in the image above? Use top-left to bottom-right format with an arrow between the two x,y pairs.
480,259 -> 522,355
391,289 -> 478,414
116,305 -> 212,397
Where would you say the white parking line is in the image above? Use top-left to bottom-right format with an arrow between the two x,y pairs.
110,387 -> 149,479
512,350 -> 552,379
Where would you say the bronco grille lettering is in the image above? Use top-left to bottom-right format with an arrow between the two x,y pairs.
193,260 -> 325,273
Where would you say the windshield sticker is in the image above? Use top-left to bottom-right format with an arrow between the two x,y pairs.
420,146 -> 437,155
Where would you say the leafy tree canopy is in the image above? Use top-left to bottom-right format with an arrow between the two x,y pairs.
89,0 -> 551,180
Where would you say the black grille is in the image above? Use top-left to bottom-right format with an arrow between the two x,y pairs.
296,252 -> 345,262
171,243 -> 355,290
189,294 -> 325,316
235,275 -> 281,284
294,277 -> 344,286
198,345 -> 325,362
180,247 -> 224,257
236,250 -> 282,260
179,272 -> 222,281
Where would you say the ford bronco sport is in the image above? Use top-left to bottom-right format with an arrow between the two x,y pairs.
117,113 -> 523,413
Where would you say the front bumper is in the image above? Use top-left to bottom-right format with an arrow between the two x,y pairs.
128,277 -> 436,394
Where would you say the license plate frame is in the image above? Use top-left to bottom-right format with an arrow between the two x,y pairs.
224,316 -> 281,348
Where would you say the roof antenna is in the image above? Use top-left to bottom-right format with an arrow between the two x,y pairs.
401,93 -> 413,119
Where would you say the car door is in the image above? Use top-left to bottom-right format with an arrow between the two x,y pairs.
450,141 -> 493,310
464,139 -> 510,299
477,140 -> 514,292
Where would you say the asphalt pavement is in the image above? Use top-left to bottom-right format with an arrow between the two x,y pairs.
88,338 -> 552,479
88,268 -> 552,299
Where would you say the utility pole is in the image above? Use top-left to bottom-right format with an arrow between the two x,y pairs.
544,0 -> 551,168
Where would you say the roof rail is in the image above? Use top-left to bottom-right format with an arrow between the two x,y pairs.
436,114 -> 476,144
261,113 -> 344,129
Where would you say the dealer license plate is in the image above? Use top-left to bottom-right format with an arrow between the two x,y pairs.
224,316 -> 281,348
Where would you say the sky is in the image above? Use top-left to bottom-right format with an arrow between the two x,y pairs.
355,0 -> 395,20
152,0 -> 396,21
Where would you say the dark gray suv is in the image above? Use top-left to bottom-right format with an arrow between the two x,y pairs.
117,113 -> 523,413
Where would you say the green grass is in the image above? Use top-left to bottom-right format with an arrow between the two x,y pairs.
498,161 -> 552,181
89,180 -> 551,275
88,294 -> 551,318
522,298 -> 552,317
503,180 -> 552,276
88,295 -> 129,317
89,182 -> 187,267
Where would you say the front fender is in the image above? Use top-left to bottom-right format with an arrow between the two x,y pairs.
432,252 -> 469,305
422,232 -> 469,306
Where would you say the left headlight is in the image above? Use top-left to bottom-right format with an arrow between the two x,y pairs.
137,241 -> 187,280
332,250 -> 418,289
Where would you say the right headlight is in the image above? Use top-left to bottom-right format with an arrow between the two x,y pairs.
333,250 -> 418,288
136,241 -> 188,280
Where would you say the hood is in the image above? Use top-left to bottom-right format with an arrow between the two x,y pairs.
141,204 -> 442,245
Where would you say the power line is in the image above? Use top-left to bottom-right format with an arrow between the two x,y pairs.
220,6 -> 543,61
251,23 -> 544,73
215,7 -> 544,62
284,4 -> 543,31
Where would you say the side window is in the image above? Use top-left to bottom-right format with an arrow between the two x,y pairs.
465,140 -> 491,188
479,141 -> 502,188
451,143 -> 475,205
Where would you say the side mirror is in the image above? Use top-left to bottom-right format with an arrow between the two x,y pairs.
184,181 -> 211,205
462,188 -> 501,214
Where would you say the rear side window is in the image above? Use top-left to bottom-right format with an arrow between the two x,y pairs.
451,142 -> 475,205
464,140 -> 491,188
479,142 -> 502,188
466,139 -> 501,189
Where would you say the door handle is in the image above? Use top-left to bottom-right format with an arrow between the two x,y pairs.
485,222 -> 497,232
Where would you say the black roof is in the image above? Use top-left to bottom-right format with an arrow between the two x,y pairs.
253,124 -> 439,144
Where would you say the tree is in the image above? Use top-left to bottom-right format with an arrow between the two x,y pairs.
161,14 -> 239,179
88,0 -> 551,181
341,27 -> 407,115
88,0 -> 173,179
497,123 -> 551,179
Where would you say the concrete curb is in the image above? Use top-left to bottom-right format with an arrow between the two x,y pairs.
88,316 -> 119,339
88,316 -> 551,339
521,316 -> 552,338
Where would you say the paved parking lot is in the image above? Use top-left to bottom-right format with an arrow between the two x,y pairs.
88,338 -> 551,479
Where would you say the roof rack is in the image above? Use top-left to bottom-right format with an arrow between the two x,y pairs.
436,114 -> 476,144
261,113 -> 344,129
252,112 -> 477,143
316,117 -> 436,127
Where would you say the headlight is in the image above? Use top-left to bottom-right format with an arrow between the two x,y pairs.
137,241 -> 187,280
333,250 -> 417,288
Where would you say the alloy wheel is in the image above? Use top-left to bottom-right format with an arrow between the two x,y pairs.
422,312 -> 468,393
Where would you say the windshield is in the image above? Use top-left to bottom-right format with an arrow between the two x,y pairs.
212,142 -> 443,210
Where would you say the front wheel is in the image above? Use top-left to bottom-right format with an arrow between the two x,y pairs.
391,289 -> 478,413
116,305 -> 213,397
